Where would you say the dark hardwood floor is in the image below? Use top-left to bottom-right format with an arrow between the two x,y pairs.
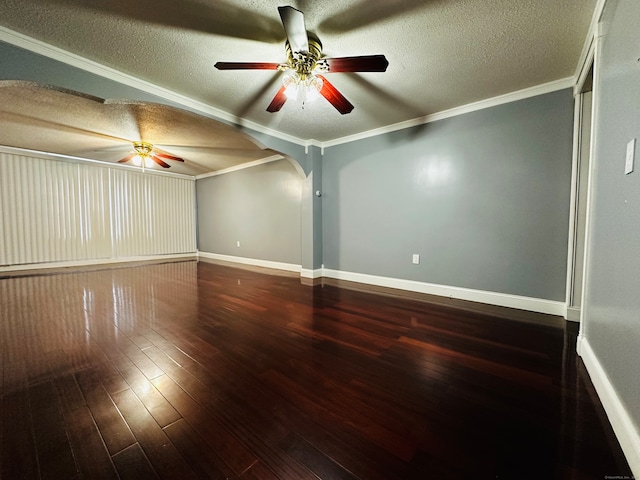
0,260 -> 633,479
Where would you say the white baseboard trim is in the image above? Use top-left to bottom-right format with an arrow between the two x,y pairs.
578,337 -> 640,478
566,306 -> 581,322
322,269 -> 566,316
0,253 -> 196,274
576,332 -> 585,356
300,268 -> 323,279
197,252 -> 302,273
193,256 -> 566,317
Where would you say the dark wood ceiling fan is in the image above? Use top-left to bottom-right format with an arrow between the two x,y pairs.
117,141 -> 185,168
214,6 -> 389,115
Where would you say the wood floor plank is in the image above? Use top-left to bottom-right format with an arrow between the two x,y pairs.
2,360 -> 28,393
85,343 -> 131,396
210,370 -> 406,480
1,388 -> 39,480
28,380 -> 78,480
205,396 -> 318,480
53,373 -> 87,414
63,405 -> 119,479
239,460 -> 280,480
151,374 -> 257,477
110,388 -> 198,480
112,443 -> 159,480
215,388 -> 290,445
142,346 -> 216,406
273,354 -> 429,442
163,418 -> 237,480
114,336 -> 164,381
262,368 -> 418,461
130,374 -> 182,429
96,341 -> 181,428
75,369 -> 136,455
278,432 -> 359,480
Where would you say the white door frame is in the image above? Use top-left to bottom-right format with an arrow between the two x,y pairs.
565,38 -> 597,322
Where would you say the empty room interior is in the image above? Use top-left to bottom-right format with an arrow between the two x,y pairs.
0,1 -> 639,479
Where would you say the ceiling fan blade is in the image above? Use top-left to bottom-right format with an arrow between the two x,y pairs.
317,76 -> 354,115
325,55 -> 389,73
154,151 -> 185,162
266,85 -> 288,113
117,153 -> 135,163
214,62 -> 281,70
278,6 -> 309,53
150,154 -> 171,168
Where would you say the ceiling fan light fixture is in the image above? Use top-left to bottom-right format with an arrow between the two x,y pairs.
131,141 -> 155,169
117,141 -> 184,169
283,72 -> 300,100
305,76 -> 323,103
282,72 -> 323,104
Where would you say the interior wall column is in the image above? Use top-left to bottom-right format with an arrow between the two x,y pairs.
300,145 -> 323,274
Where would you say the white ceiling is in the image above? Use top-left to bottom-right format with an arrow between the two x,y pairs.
0,0 -> 595,164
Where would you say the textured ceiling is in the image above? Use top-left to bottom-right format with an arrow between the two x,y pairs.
0,81 -> 279,175
0,0 -> 595,144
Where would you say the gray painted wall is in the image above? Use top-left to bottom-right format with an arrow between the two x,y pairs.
583,0 -> 640,439
309,145 -> 323,269
322,89 -> 574,301
197,159 -> 302,265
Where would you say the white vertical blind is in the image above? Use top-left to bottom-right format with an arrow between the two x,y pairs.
110,168 -> 151,258
0,151 -> 196,267
147,173 -> 196,255
78,164 -> 112,260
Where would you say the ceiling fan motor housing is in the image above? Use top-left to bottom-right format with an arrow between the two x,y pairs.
133,141 -> 154,157
285,34 -> 326,81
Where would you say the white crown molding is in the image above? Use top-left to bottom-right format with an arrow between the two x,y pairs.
305,139 -> 324,150
195,154 -> 284,179
0,144 -> 195,179
0,253 -> 197,274
321,77 -> 575,148
1,25 -> 577,151
0,26 -> 308,148
579,337 -> 640,478
322,268 -> 566,316
198,252 -> 301,273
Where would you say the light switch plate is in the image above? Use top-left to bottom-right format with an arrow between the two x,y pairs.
625,138 -> 635,175
412,254 -> 420,264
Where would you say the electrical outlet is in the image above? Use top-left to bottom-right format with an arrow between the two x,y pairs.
236,241 -> 240,247
625,138 -> 635,175
412,254 -> 420,264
